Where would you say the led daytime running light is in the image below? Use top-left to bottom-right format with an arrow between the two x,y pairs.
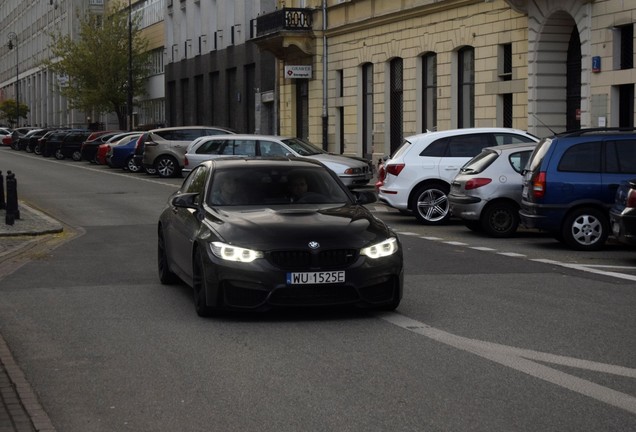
210,241 -> 263,262
360,237 -> 398,259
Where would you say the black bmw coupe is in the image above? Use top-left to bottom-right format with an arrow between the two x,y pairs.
158,157 -> 403,316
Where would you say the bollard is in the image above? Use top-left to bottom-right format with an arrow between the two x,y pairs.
5,171 -> 19,225
0,170 -> 5,210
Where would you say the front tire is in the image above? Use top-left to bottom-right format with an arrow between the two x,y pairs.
192,248 -> 216,317
158,229 -> 178,285
561,207 -> 609,251
480,201 -> 519,238
410,183 -> 451,225
54,149 -> 65,160
155,155 -> 180,178
72,150 -> 82,161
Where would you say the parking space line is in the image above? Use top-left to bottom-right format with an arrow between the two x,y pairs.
396,230 -> 636,282
532,259 -> 636,282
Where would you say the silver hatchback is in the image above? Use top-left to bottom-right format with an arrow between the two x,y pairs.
448,143 -> 536,237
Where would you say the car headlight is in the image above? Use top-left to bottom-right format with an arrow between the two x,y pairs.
360,237 -> 399,259
210,241 -> 264,263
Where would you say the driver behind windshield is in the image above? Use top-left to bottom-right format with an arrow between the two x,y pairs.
287,173 -> 309,202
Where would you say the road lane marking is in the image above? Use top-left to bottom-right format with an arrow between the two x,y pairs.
378,311 -> 636,414
396,230 -> 636,282
497,252 -> 527,258
533,259 -> 636,282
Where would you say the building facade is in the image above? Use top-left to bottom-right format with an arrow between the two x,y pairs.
255,0 -> 636,162
0,0 -> 103,128
0,0 -> 165,130
163,0 -> 277,133
111,0 -> 167,129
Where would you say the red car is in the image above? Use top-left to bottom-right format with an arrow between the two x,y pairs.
96,143 -> 111,165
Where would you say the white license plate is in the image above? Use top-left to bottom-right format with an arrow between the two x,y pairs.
287,271 -> 345,285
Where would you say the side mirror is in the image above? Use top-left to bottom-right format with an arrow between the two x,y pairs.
171,192 -> 200,209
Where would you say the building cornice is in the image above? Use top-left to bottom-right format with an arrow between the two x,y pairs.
326,0 -> 494,37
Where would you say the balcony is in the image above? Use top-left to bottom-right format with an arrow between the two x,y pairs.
253,8 -> 315,59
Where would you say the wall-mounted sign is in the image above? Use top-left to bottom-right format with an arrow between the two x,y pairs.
592,56 -> 601,73
284,65 -> 312,79
57,74 -> 69,87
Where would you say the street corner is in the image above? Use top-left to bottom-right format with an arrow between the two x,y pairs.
0,201 -> 63,237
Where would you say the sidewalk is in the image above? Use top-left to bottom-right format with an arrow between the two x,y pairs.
0,202 -> 60,432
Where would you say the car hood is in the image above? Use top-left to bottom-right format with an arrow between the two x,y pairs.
305,153 -> 368,173
206,204 -> 391,250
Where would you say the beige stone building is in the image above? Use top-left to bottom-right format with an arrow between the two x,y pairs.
255,0 -> 635,162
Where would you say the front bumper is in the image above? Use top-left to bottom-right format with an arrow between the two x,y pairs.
201,245 -> 403,311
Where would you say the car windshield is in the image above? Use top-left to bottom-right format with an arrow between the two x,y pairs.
280,138 -> 325,156
207,166 -> 351,206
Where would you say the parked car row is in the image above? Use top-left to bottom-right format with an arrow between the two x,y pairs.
130,126 -> 374,187
377,127 -> 636,251
7,125 -> 375,188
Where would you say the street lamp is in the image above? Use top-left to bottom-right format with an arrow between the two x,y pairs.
7,32 -> 19,128
127,0 -> 133,131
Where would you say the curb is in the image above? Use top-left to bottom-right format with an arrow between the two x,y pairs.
0,334 -> 56,432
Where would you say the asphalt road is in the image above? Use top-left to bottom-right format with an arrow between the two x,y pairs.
1,147 -> 635,431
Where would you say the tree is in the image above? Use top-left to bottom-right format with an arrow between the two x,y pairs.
0,99 -> 30,127
44,1 -> 150,130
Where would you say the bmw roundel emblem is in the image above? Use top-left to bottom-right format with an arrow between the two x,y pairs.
308,241 -> 320,249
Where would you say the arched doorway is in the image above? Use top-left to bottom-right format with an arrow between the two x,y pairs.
530,11 -> 583,136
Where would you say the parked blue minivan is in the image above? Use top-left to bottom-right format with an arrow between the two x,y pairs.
520,128 -> 636,251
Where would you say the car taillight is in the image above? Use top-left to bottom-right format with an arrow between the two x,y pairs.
386,163 -> 405,177
465,178 -> 492,190
184,156 -> 189,167
626,189 -> 636,208
377,165 -> 386,182
532,171 -> 547,199
134,135 -> 144,152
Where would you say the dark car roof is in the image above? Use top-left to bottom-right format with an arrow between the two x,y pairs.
204,156 -> 327,171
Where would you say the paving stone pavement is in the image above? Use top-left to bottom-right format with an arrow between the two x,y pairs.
0,202 -> 60,432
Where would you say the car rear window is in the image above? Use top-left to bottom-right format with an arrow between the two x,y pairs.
459,149 -> 498,174
392,139 -> 413,159
526,137 -> 553,172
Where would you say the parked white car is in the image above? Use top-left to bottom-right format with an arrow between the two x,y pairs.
183,134 -> 373,188
377,128 -> 539,224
